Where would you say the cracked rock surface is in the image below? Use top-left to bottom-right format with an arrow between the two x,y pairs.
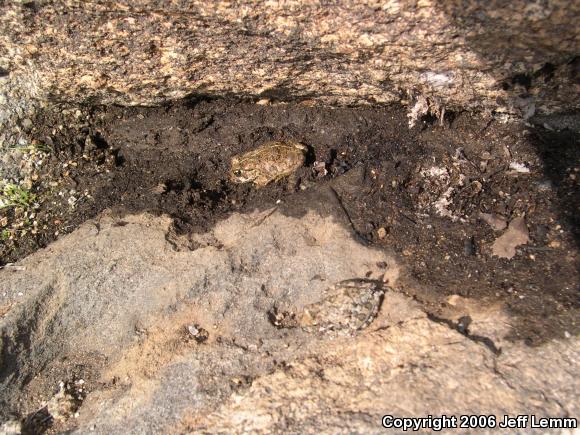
1,201 -> 577,433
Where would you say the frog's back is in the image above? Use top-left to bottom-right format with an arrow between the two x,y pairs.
231,140 -> 307,187
265,141 -> 306,178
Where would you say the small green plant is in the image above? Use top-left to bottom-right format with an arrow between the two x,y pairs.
1,229 -> 10,241
9,142 -> 50,154
0,183 -> 36,210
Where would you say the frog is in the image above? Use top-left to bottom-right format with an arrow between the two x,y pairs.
230,141 -> 308,188
299,279 -> 386,335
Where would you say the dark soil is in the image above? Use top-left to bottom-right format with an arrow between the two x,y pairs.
1,98 -> 578,345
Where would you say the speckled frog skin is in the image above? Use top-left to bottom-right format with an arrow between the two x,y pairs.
300,279 -> 386,335
230,141 -> 307,187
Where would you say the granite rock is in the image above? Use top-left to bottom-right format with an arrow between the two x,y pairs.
0,206 -> 577,433
0,0 -> 578,145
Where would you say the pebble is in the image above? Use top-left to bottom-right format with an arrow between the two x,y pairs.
464,236 -> 476,256
509,162 -> 530,173
84,135 -> 97,151
313,161 -> 328,177
21,118 -> 33,130
536,180 -> 554,191
187,324 -> 209,343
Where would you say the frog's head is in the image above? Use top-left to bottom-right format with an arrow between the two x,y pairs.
230,156 -> 259,184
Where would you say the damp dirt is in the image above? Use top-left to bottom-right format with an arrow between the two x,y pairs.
1,98 -> 578,345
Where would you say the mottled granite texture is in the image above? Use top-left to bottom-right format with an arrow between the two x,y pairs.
0,0 -> 579,146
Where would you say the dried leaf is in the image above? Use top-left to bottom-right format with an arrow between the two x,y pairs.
492,216 -> 529,259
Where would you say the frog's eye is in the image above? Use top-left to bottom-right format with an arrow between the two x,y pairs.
233,169 -> 242,176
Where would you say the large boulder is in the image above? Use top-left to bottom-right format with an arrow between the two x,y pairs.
0,0 -> 580,147
1,1 -> 578,140
1,207 -> 577,433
